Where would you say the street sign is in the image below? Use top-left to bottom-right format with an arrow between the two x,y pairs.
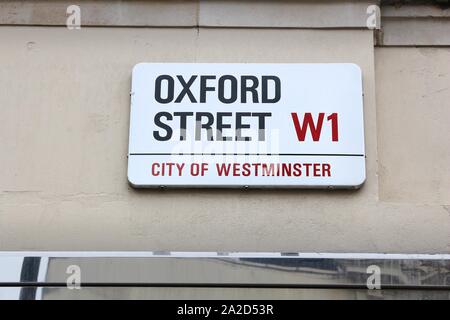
128,63 -> 365,188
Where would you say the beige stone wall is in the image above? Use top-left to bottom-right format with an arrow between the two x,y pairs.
0,1 -> 449,253
376,47 -> 450,205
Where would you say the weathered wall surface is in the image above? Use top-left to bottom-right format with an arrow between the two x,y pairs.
376,47 -> 450,205
0,1 -> 449,253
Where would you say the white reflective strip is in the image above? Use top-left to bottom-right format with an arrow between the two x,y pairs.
0,251 -> 449,260
35,257 -> 49,300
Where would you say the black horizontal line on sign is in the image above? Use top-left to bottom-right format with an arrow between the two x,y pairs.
129,153 -> 364,157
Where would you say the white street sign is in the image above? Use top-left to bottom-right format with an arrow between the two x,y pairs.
128,63 -> 365,188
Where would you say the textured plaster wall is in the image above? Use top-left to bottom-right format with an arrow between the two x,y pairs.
0,26 -> 448,252
376,48 -> 450,205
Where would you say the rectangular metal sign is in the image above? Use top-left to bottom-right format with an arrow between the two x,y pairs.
128,63 -> 365,188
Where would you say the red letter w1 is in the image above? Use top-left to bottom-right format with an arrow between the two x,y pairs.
291,112 -> 324,141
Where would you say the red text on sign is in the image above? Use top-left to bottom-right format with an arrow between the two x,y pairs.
291,112 -> 339,142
